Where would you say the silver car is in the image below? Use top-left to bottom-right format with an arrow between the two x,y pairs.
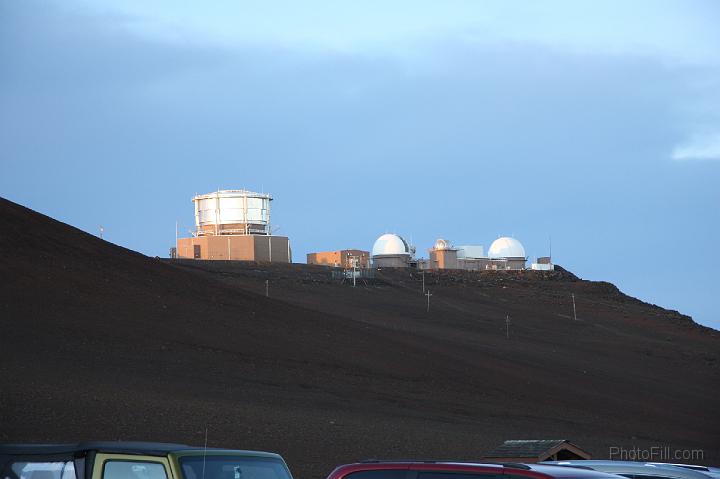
542,461 -> 713,479
647,464 -> 720,479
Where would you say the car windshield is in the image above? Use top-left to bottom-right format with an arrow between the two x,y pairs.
178,456 -> 291,479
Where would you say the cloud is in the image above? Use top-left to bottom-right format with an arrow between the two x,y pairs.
672,132 -> 720,161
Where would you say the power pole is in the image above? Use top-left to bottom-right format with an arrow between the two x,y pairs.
506,314 -> 511,339
351,255 -> 357,288
425,289 -> 432,313
422,271 -> 426,293
265,280 -> 269,298
572,293 -> 577,320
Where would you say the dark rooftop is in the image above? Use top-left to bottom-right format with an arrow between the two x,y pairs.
485,440 -> 570,458
0,442 -> 279,458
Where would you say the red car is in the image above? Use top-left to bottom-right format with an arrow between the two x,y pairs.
326,462 -> 625,479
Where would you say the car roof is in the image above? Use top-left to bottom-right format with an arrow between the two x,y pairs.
327,461 -> 551,479
524,464 -> 627,479
541,462 -> 712,479
0,442 -> 282,459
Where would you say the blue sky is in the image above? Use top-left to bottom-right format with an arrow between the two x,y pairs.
1,1 -> 719,328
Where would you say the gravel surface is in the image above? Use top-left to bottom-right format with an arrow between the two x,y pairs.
1,197 -> 718,477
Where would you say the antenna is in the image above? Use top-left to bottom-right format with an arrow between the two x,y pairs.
549,235 -> 552,260
425,289 -> 432,313
201,426 -> 208,479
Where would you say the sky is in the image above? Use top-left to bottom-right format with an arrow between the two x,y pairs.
1,0 -> 719,328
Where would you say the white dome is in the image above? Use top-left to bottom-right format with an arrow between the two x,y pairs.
372,233 -> 411,257
433,238 -> 452,251
488,237 -> 526,259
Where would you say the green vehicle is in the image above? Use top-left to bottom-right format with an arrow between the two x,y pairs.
0,442 -> 293,479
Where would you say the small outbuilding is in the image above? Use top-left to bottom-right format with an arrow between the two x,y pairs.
483,439 -> 591,463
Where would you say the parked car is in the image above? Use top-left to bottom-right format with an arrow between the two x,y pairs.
523,464 -> 629,479
0,442 -> 294,479
541,461 -> 713,479
647,465 -> 720,479
325,461 -> 626,479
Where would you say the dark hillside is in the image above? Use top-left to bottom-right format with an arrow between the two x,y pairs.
1,197 -> 718,477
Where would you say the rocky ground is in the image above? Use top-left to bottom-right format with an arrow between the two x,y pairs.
1,197 -> 718,478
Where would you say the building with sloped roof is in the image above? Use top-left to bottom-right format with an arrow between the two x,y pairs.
483,439 -> 591,463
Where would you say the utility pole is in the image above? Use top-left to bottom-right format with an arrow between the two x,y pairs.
422,271 -> 426,293
351,255 -> 357,288
425,289 -> 432,313
572,293 -> 577,320
506,314 -> 511,339
265,280 -> 269,298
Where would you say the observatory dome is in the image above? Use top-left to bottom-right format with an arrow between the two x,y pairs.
372,233 -> 411,257
488,237 -> 526,259
433,239 -> 452,251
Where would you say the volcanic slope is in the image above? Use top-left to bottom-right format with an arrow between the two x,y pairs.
1,197 -> 718,477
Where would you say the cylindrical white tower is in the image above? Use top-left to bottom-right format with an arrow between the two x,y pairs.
193,189 -> 272,236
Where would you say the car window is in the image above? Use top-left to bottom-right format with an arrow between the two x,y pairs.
345,471 -> 409,479
11,462 -> 76,479
103,462 -> 167,479
179,456 -> 291,479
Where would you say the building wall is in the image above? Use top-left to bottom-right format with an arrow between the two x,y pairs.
307,250 -> 370,268
457,258 -> 490,271
253,235 -> 291,262
429,249 -> 459,269
531,263 -> 554,271
176,235 -> 290,262
341,250 -> 370,268
373,255 -> 410,268
507,258 -> 526,270
457,245 -> 484,259
487,258 -> 526,270
307,251 -> 341,266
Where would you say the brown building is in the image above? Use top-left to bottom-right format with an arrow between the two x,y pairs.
176,234 -> 291,262
429,248 -> 459,269
307,249 -> 369,268
483,439 -> 591,463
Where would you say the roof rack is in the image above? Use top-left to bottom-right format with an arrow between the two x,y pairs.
357,460 -> 530,470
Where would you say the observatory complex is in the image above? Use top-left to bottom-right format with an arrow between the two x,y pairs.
423,236 -> 527,270
174,189 -> 291,262
368,233 -> 552,271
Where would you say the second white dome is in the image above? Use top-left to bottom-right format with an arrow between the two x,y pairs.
488,237 -> 526,259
